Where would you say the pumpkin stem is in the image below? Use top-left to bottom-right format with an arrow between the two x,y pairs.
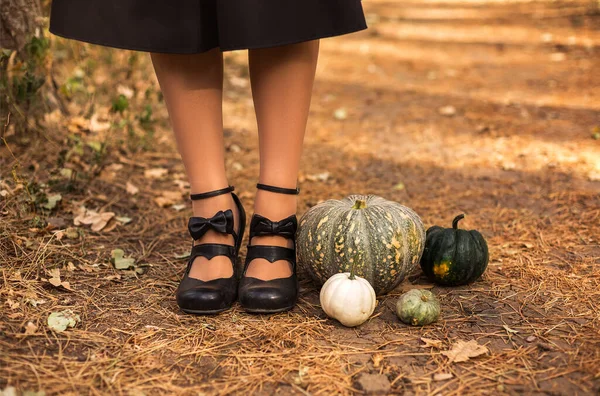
452,214 -> 465,229
352,200 -> 367,210
420,295 -> 429,302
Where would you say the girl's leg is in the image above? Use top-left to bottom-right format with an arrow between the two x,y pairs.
246,40 -> 320,280
151,49 -> 239,281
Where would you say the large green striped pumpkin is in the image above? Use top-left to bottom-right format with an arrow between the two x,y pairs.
297,195 -> 426,295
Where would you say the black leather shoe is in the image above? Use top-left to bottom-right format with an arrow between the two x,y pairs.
176,186 -> 246,315
239,183 -> 299,313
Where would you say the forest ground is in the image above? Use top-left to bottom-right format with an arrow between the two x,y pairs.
1,0 -> 600,394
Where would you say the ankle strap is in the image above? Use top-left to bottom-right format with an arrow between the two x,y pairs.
190,186 -> 234,201
256,183 -> 300,195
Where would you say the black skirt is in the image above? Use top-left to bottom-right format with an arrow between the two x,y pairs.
49,0 -> 367,53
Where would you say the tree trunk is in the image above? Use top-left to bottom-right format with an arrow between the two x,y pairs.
0,0 -> 43,51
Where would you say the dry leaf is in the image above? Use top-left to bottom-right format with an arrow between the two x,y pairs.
173,180 -> 189,191
53,230 -> 65,240
42,194 -> 62,210
117,85 -> 134,98
439,105 -> 457,117
433,373 -> 453,381
6,299 -> 20,310
371,353 -> 384,368
421,337 -> 443,349
67,116 -> 88,132
65,227 -> 80,239
47,310 -> 80,333
228,144 -> 241,153
441,340 -> 488,363
154,191 -> 183,208
126,181 -> 139,195
46,268 -> 73,291
89,113 -> 111,132
102,220 -> 119,233
74,207 -> 115,232
333,108 -> 348,120
24,321 -> 38,335
306,172 -> 330,182
229,76 -> 248,88
111,249 -> 136,270
144,168 -> 168,179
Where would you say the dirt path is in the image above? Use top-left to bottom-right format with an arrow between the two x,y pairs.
2,1 -> 599,394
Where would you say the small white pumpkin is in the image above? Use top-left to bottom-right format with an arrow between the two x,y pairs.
320,269 -> 377,327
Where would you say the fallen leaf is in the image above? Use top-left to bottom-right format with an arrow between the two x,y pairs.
126,181 -> 139,195
42,194 -> 62,210
371,353 -> 384,368
46,268 -> 73,291
421,337 -> 443,349
393,182 -> 405,191
116,216 -> 132,224
24,321 -> 38,335
154,191 -> 183,207
228,144 -> 241,153
439,105 -> 457,117
229,76 -> 248,88
172,204 -> 186,212
306,172 -> 330,182
588,171 -> 600,182
89,113 -> 111,132
502,162 -> 516,171
117,84 -> 134,99
24,298 -> 45,307
47,310 -> 80,333
68,116 -> 88,132
6,299 -> 20,310
333,108 -> 348,120
433,373 -> 453,381
74,207 -> 115,232
441,340 -> 488,363
144,168 -> 168,179
173,179 -> 189,190
64,227 -> 80,239
112,249 -> 136,270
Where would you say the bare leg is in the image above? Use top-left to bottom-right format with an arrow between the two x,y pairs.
247,40 -> 320,280
151,50 -> 239,281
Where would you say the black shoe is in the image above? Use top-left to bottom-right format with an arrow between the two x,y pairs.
238,183 -> 300,313
176,186 -> 246,315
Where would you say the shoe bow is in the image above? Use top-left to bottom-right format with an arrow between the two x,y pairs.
188,210 -> 234,240
250,214 -> 297,238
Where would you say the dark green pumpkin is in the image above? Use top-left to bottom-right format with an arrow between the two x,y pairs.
420,214 -> 488,286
